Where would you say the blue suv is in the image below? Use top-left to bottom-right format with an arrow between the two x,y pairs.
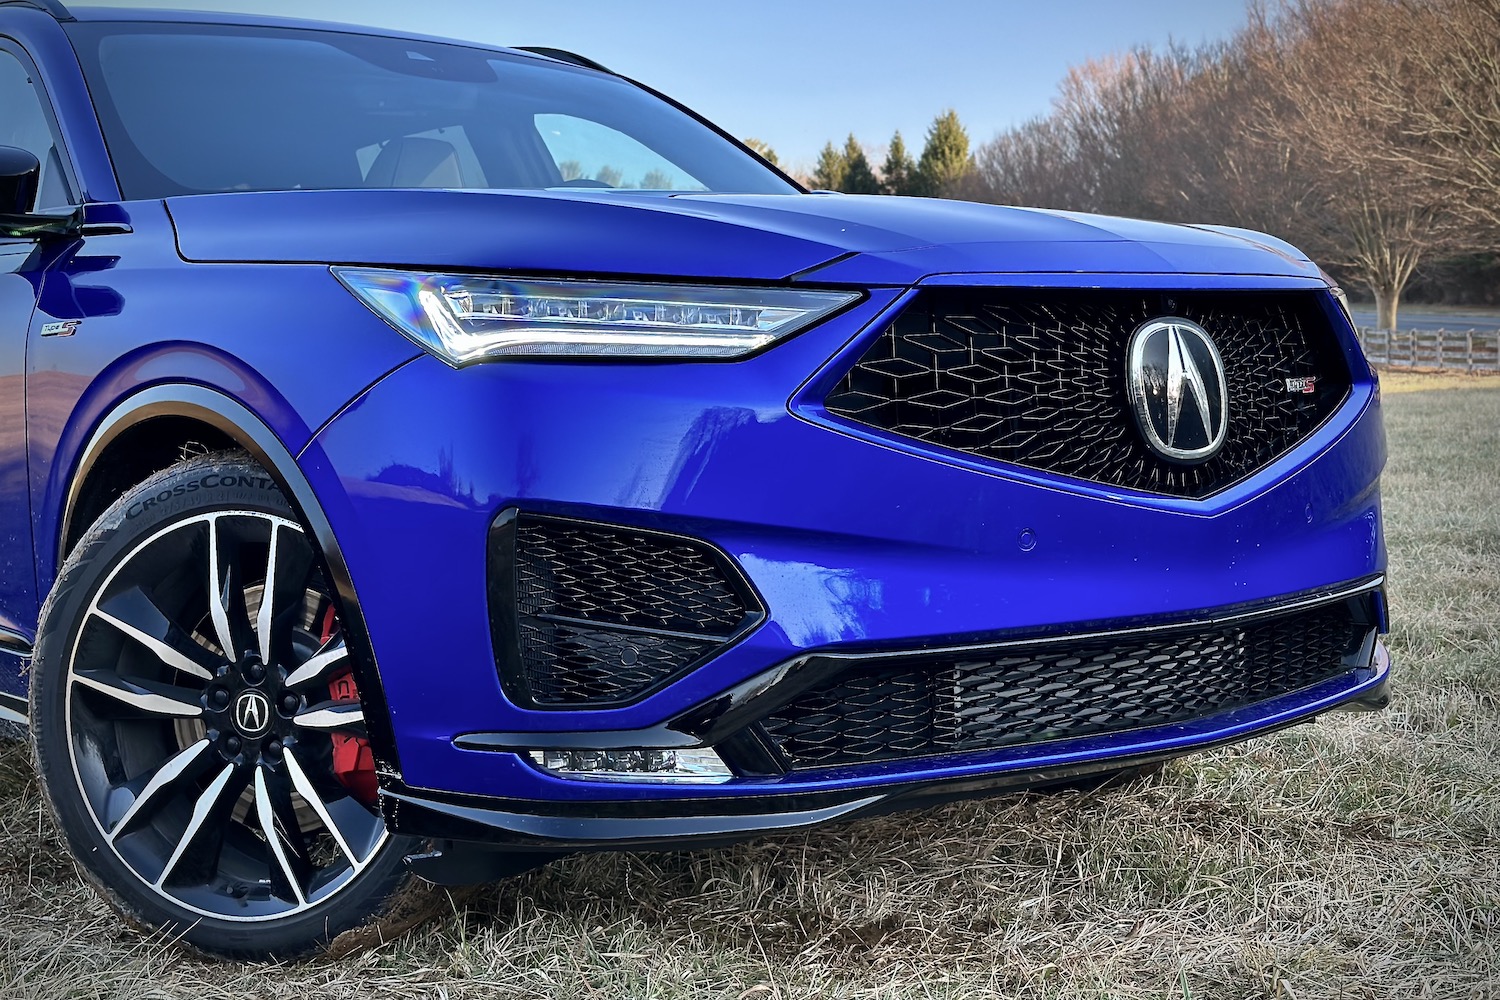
0,1 -> 1390,957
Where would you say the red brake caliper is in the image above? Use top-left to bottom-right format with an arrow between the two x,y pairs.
320,605 -> 379,806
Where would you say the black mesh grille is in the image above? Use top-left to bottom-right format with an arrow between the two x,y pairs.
760,600 -> 1373,769
824,289 -> 1351,498
491,514 -> 761,708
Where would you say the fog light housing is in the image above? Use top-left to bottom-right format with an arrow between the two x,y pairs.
528,747 -> 732,783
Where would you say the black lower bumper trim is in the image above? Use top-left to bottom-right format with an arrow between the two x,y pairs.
380,689 -> 1366,859
384,784 -> 886,852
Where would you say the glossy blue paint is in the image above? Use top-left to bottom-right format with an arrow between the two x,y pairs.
0,240 -> 41,673
25,199 -> 421,587
0,4 -> 1390,842
308,286 -> 1385,797
165,188 -> 1325,286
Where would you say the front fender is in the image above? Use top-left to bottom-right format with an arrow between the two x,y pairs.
52,383 -> 406,778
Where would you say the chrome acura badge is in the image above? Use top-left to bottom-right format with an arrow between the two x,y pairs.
1126,318 -> 1228,463
233,689 -> 272,737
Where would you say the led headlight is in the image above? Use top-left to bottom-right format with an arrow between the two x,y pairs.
334,267 -> 860,366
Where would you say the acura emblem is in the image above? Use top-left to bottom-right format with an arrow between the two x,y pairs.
1126,318 -> 1229,463
233,689 -> 272,737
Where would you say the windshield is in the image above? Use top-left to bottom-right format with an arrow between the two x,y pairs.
66,22 -> 796,200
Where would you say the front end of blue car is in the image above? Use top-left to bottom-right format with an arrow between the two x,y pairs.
306,237 -> 1390,859
0,3 -> 1388,957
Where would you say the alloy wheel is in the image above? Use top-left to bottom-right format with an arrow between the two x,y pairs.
63,509 -> 388,922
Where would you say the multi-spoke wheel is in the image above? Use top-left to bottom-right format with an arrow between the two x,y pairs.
31,454 -> 419,958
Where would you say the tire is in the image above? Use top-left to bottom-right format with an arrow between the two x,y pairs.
30,453 -> 423,958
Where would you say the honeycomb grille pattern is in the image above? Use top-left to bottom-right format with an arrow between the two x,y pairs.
508,516 -> 757,707
824,290 -> 1350,498
517,620 -> 715,706
760,602 -> 1371,769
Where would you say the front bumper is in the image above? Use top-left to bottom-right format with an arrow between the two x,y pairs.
302,271 -> 1388,823
384,635 -> 1390,861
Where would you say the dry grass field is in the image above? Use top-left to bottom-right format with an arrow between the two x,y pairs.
2,374 -> 1496,999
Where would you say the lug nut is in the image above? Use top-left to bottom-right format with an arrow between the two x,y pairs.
210,687 -> 231,709
265,740 -> 283,761
224,735 -> 242,755
245,662 -> 267,684
280,693 -> 300,715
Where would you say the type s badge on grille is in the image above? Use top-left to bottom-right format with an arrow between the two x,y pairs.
1126,317 -> 1229,463
1286,376 -> 1317,394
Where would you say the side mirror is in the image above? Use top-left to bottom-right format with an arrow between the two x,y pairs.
0,145 -> 79,239
0,145 -> 41,215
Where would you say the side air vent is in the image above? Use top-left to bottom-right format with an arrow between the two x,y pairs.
488,511 -> 763,709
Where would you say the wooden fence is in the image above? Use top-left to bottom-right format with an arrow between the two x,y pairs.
1356,327 -> 1500,372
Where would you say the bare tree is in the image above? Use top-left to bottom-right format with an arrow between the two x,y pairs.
1249,0 -> 1473,329
1345,0 -> 1500,233
640,169 -> 674,190
967,0 -> 1496,329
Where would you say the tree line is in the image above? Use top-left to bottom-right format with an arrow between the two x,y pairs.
767,0 -> 1500,328
747,110 -> 972,197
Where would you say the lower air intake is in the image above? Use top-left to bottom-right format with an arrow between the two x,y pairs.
759,596 -> 1375,769
489,512 -> 762,708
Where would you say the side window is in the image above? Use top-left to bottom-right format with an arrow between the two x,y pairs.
534,113 -> 706,190
0,49 -> 74,209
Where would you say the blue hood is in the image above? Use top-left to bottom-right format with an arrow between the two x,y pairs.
166,189 -> 1321,284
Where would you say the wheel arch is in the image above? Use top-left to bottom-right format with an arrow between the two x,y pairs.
59,384 -> 404,779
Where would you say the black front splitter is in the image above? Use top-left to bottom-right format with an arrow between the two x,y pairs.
385,746 -> 1213,884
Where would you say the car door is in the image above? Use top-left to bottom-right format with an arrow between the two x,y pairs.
0,230 -> 37,654
0,41 -> 75,701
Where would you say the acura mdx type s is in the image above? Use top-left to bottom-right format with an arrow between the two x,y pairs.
0,1 -> 1390,957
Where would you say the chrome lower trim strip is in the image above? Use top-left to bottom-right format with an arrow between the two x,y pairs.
0,691 -> 27,726
0,627 -> 32,656
815,575 -> 1385,664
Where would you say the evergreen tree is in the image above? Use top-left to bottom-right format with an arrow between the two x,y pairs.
840,134 -> 880,193
881,130 -> 915,195
743,138 -> 780,166
811,141 -> 846,191
914,109 -> 972,197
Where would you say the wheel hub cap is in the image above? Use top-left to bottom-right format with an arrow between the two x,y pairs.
232,689 -> 272,738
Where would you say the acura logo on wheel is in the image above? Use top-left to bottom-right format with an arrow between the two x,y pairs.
233,690 -> 272,737
1126,317 -> 1229,463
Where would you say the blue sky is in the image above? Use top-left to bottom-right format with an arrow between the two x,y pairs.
87,1 -> 1253,172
